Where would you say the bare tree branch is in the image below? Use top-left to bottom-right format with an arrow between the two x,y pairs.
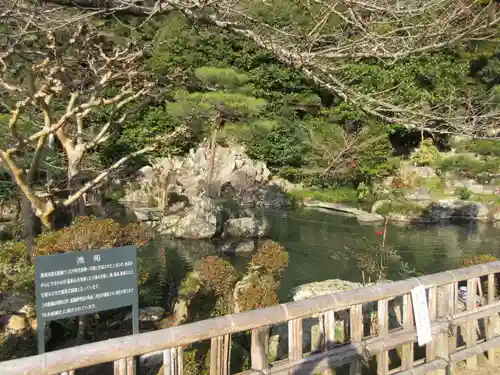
36,0 -> 499,139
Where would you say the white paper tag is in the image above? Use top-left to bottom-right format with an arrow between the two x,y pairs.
411,285 -> 433,346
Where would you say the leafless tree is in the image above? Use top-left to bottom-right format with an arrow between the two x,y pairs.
37,0 -> 500,138
0,1 -> 184,246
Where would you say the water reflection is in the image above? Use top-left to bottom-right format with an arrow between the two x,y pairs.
145,207 -> 500,302
262,208 -> 500,300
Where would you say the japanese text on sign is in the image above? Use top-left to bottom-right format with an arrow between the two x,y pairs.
35,245 -> 138,322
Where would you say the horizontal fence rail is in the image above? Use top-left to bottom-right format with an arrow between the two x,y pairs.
2,262 -> 500,375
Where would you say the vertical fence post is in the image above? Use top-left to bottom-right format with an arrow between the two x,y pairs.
324,310 -> 336,350
426,287 -> 437,369
466,278 -> 478,369
377,299 -> 389,375
318,313 -> 326,352
251,327 -> 269,371
401,293 -> 414,371
163,347 -> 183,375
114,358 -> 127,375
448,281 -> 458,373
486,273 -> 496,364
434,284 -> 451,375
323,310 -> 336,375
210,334 -> 231,375
288,318 -> 303,361
350,304 -> 363,375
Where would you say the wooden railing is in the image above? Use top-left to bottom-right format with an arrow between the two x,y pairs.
3,262 -> 500,375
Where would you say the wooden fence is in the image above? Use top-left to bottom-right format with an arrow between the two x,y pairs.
2,261 -> 500,375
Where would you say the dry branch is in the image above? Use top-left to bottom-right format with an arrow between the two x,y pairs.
0,3 -> 177,227
48,0 -> 498,138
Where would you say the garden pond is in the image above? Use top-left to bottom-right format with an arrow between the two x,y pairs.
145,207 -> 500,302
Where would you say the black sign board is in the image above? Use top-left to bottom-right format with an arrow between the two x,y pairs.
35,245 -> 139,354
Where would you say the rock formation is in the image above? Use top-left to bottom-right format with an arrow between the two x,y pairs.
120,145 -> 284,240
122,145 -> 290,209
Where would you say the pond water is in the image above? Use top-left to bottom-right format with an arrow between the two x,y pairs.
150,207 -> 500,303
263,208 -> 500,300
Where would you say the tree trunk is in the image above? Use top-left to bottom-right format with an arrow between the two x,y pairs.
68,163 -> 86,220
206,128 -> 218,198
22,194 -> 40,263
68,164 -> 88,342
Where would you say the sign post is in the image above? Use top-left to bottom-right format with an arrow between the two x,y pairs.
34,245 -> 140,354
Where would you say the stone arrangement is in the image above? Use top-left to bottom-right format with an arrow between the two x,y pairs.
120,145 -> 290,240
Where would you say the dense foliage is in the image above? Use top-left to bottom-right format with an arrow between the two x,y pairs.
91,11 -> 498,194
0,217 -> 153,298
1,6 -> 499,206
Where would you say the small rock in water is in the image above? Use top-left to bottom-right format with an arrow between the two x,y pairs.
223,217 -> 269,238
124,307 -> 166,322
221,239 -> 256,253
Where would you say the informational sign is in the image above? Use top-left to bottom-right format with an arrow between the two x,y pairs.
35,245 -> 139,353
411,285 -> 433,346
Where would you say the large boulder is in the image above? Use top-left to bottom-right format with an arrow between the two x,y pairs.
121,145 -> 290,208
223,217 -> 269,238
291,279 -> 364,301
373,199 -> 494,222
0,295 -> 33,316
0,295 -> 52,342
157,196 -> 218,239
430,199 -> 491,221
291,279 -> 401,329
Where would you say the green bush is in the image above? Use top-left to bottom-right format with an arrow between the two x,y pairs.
288,187 -> 359,205
250,240 -> 289,276
36,216 -> 152,256
455,187 -> 471,200
0,217 -> 153,298
195,256 -> 238,297
436,155 -> 500,183
423,176 -> 445,193
245,123 -> 309,170
459,140 -> 500,157
356,182 -> 370,202
374,200 -> 424,217
410,139 -> 440,166
0,240 -> 34,296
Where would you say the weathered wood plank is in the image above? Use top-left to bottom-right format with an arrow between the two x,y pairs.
324,310 -> 336,351
288,318 -> 303,361
466,278 -> 478,369
426,287 -> 437,368
486,273 -> 496,365
162,347 -> 183,375
210,335 -> 231,375
377,299 -> 389,375
349,304 -> 363,375
434,284 -> 451,375
318,313 -> 326,352
251,327 -> 269,370
401,293 -> 414,371
113,358 -> 127,375
176,346 -> 184,375
448,281 -> 458,373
